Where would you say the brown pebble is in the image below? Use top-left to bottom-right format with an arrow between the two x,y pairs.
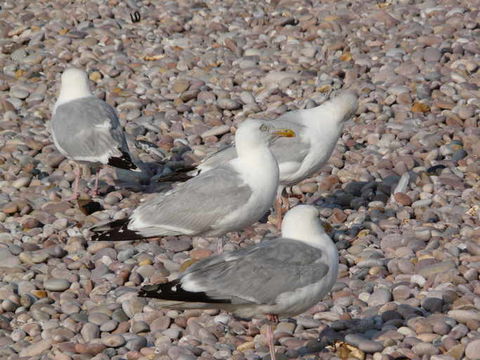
329,208 -> 347,224
172,79 -> 190,93
125,351 -> 142,360
394,192 -> 413,206
2,202 -> 18,214
74,343 -> 106,355
190,249 -> 213,260
237,341 -> 255,352
412,102 -> 430,113
318,175 -> 339,191
112,321 -> 130,334
31,290 -> 48,298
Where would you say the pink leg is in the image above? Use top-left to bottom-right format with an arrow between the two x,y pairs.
274,195 -> 291,230
216,236 -> 224,255
289,193 -> 306,202
265,314 -> 279,360
274,196 -> 283,230
67,164 -> 81,201
90,168 -> 102,197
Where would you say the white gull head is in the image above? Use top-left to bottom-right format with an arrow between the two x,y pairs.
54,68 -> 92,113
281,205 -> 328,246
234,119 -> 295,158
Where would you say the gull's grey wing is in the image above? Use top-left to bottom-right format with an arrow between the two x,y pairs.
182,239 -> 328,305
268,119 -> 310,166
130,164 -> 252,236
198,144 -> 237,172
199,118 -> 310,171
51,97 -> 131,165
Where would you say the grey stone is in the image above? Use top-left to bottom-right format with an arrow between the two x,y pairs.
100,319 -> 119,332
112,308 -> 129,322
423,47 -> 442,62
201,125 -> 230,138
88,312 -> 111,325
44,279 -> 71,291
131,320 -> 150,334
368,288 -> 392,307
101,334 -> 126,347
421,297 -> 443,313
413,342 -> 440,356
448,310 -> 480,323
81,322 -> 100,342
0,248 -> 20,268
345,334 -> 384,353
10,87 -> 29,99
418,261 -> 456,278
126,336 -> 147,351
122,298 -> 145,318
217,98 -> 241,110
465,339 -> 480,360
18,339 -> 51,357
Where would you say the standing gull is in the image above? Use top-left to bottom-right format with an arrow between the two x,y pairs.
90,119 -> 295,242
51,68 -> 139,200
158,90 -> 358,226
138,205 -> 339,360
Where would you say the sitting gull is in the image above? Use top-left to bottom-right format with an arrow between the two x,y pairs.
51,68 -> 138,200
158,90 -> 358,226
90,119 -> 295,242
138,205 -> 339,360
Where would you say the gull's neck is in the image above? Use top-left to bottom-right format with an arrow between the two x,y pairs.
234,138 -> 280,194
237,143 -> 279,173
298,104 -> 346,133
54,82 -> 92,113
282,218 -> 332,249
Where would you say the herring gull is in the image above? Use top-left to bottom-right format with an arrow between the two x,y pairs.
51,68 -> 138,200
138,205 -> 339,360
90,119 -> 295,242
158,90 -> 358,226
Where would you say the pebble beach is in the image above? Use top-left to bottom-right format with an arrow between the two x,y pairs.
1,0 -> 480,359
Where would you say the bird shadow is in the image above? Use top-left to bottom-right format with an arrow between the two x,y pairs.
306,175 -> 410,242
290,304 -> 426,359
110,140 -> 196,194
113,161 -> 178,194
311,176 -> 400,211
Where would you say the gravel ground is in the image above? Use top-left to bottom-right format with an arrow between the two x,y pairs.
1,0 -> 480,359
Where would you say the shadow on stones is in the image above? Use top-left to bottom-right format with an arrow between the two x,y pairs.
313,176 -> 401,211
113,144 -> 195,194
309,175 -> 403,241
293,304 -> 427,358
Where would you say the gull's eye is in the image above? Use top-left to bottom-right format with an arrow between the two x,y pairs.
259,124 -> 269,132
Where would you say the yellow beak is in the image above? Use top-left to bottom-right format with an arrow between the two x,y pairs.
272,129 -> 296,138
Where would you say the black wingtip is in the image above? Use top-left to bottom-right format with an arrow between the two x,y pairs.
138,283 -> 163,298
108,151 -> 139,171
155,172 -> 194,183
90,218 -> 145,241
155,166 -> 197,183
138,280 -> 230,304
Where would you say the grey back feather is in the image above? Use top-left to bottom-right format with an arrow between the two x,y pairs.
199,119 -> 309,173
266,119 -> 310,166
133,164 -> 253,236
182,239 -> 328,305
200,145 -> 237,170
52,97 -> 128,161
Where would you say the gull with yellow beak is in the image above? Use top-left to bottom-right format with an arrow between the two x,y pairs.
158,91 -> 358,226
91,119 -> 295,242
138,205 -> 339,360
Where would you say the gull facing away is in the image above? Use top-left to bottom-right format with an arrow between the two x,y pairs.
138,205 -> 339,360
51,68 -> 139,200
158,91 -> 358,226
90,119 -> 295,242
